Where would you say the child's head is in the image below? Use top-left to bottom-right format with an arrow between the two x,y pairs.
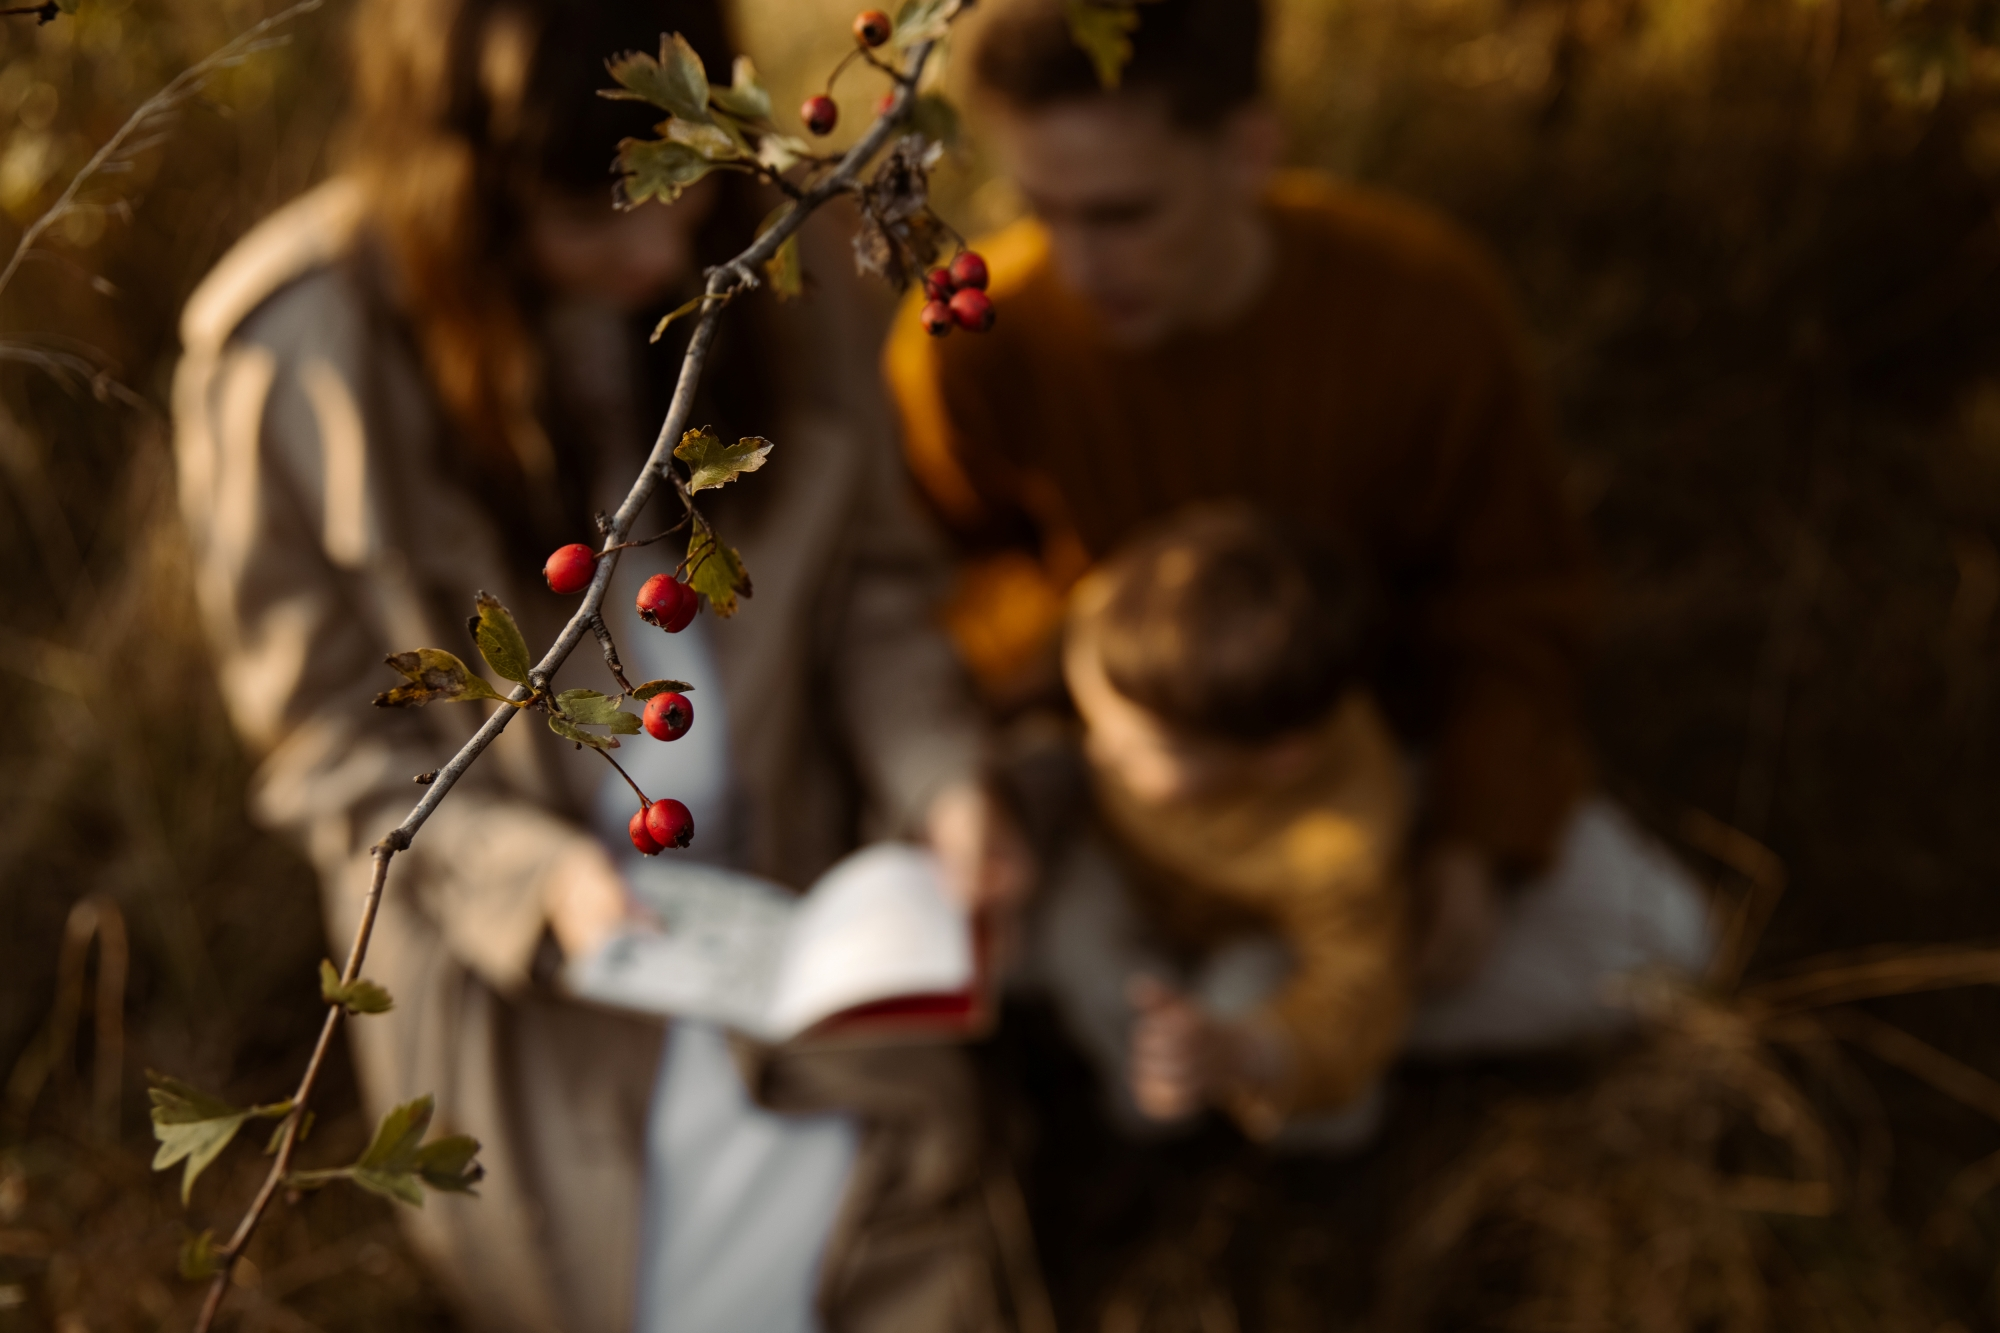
1065,504 -> 1369,804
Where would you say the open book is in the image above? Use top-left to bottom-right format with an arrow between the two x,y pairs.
563,843 -> 985,1045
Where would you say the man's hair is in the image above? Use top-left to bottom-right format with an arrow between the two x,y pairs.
1074,504 -> 1369,743
972,0 -> 1265,130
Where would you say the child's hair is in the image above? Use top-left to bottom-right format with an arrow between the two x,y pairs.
1072,503 -> 1368,743
971,0 -> 1265,131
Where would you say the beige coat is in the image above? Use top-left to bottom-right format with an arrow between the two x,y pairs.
173,180 -> 990,1332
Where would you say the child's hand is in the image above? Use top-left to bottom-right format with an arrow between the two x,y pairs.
1126,977 -> 1283,1122
1413,842 -> 1502,991
926,781 -> 1036,914
1127,976 -> 1208,1120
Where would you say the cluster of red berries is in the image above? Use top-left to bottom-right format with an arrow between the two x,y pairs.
799,10 -> 895,137
543,544 -> 703,855
921,252 -> 994,337
629,799 -> 693,855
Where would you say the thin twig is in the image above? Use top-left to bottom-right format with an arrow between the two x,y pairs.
0,3 -> 60,23
189,26 -> 953,1326
589,612 -> 635,694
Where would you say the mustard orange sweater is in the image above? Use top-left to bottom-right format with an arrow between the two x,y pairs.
886,172 -> 1594,870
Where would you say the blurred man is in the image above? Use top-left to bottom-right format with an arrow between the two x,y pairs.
886,0 -> 1596,990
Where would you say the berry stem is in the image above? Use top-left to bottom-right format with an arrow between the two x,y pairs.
594,746 -> 653,808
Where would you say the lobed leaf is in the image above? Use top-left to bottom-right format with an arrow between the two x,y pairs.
298,1095 -> 484,1209
650,292 -> 709,343
618,137 -> 719,208
415,1134 -> 486,1194
374,649 -> 504,708
1064,0 -> 1142,89
686,520 -> 753,618
674,427 -> 774,492
630,679 -> 695,700
604,33 -> 710,121
756,133 -> 812,174
549,713 -> 619,750
709,55 -> 772,121
765,234 -> 803,300
178,1229 -> 219,1281
910,93 -> 961,149
472,592 -> 533,686
555,689 -> 643,733
149,1076 -> 249,1204
147,1074 -> 287,1204
319,959 -> 394,1015
665,117 -> 745,160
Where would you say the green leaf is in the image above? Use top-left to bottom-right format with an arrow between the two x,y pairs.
630,679 -> 695,700
147,1074 -> 286,1204
319,959 -> 394,1015
674,427 -> 774,492
555,689 -> 643,733
332,1095 -> 484,1208
665,117 -> 745,160
1064,1 -> 1142,89
373,649 -> 504,708
415,1134 -> 485,1194
472,592 -> 533,686
756,133 -> 812,174
765,234 -> 803,300
178,1229 -> 218,1281
686,520 -> 753,618
650,292 -> 709,343
603,33 -> 711,121
910,93 -> 961,149
548,713 -> 619,750
710,55 -> 772,121
617,137 -> 720,208
894,0 -> 955,47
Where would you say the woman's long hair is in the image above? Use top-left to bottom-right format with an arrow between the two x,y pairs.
340,0 -> 764,553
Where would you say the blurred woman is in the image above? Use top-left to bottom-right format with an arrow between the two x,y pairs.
172,1 -> 1018,1328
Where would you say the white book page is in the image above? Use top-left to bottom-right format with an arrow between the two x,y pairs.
763,844 -> 973,1042
564,860 -> 796,1037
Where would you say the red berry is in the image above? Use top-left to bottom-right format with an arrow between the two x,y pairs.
923,266 -> 955,301
543,543 -> 597,595
948,287 -> 995,333
802,94 -> 838,136
948,251 -> 989,292
629,808 -> 663,856
854,9 -> 892,47
637,574 -> 698,633
645,798 -> 695,850
920,300 -> 954,337
643,691 -> 693,742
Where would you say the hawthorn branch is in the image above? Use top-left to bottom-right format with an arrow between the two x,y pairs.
189,25 -> 952,1326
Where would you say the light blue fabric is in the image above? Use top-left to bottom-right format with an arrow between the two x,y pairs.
635,1022 -> 861,1333
588,555 -> 860,1332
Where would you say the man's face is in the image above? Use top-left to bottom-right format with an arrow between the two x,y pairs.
989,96 -> 1277,348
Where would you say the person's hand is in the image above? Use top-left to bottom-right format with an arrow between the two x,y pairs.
925,781 -> 1036,915
542,843 -> 637,961
1412,842 -> 1502,992
1126,976 -> 1281,1122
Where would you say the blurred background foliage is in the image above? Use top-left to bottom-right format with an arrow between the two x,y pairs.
4,0 -> 2000,1326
